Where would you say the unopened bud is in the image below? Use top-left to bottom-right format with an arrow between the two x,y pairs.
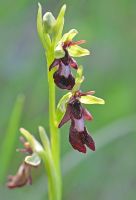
43,12 -> 56,33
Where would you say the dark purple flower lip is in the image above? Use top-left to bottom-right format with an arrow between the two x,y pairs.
58,94 -> 95,153
52,60 -> 75,90
7,137 -> 36,189
49,50 -> 78,90
69,124 -> 95,153
7,162 -> 32,189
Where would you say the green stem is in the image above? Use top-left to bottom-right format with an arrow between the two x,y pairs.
45,47 -> 62,200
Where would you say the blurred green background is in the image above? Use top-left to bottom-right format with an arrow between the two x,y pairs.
0,0 -> 136,199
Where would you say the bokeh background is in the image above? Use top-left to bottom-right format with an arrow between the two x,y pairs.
0,0 -> 136,199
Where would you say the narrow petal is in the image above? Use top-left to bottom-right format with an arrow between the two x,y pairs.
70,40 -> 86,46
58,105 -> 71,128
49,59 -> 60,71
80,91 -> 95,96
82,108 -> 93,121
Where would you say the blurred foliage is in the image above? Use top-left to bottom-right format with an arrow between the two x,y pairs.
0,0 -> 136,200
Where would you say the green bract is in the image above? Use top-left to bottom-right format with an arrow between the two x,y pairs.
20,128 -> 44,154
37,3 -> 66,50
37,3 -> 44,44
52,4 -> 66,45
39,126 -> 50,152
80,95 -> 105,105
37,3 -> 51,50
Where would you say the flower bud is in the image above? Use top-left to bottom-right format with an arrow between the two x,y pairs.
43,12 -> 56,33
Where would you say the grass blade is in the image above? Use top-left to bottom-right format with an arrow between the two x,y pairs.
0,94 -> 25,183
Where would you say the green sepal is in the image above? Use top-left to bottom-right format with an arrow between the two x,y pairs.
61,29 -> 78,42
20,128 -> 44,154
69,45 -> 90,57
52,4 -> 66,46
80,95 -> 105,105
25,152 -> 41,167
56,92 -> 72,126
72,65 -> 84,92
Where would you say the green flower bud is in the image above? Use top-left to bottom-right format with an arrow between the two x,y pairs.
43,12 -> 56,33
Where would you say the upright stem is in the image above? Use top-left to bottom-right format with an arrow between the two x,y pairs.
45,47 -> 62,200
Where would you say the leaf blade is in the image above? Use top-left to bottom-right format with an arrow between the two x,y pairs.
0,95 -> 25,182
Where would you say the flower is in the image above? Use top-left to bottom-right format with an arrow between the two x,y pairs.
49,50 -> 76,90
7,162 -> 32,189
49,29 -> 90,90
7,136 -> 41,189
58,91 -> 97,153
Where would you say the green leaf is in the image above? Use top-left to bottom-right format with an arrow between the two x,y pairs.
20,128 -> 44,155
0,95 -> 25,183
61,29 -> 78,42
72,65 -> 84,92
52,4 -> 66,46
56,92 -> 72,125
25,153 -> 41,167
80,95 -> 105,104
69,45 -> 90,57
